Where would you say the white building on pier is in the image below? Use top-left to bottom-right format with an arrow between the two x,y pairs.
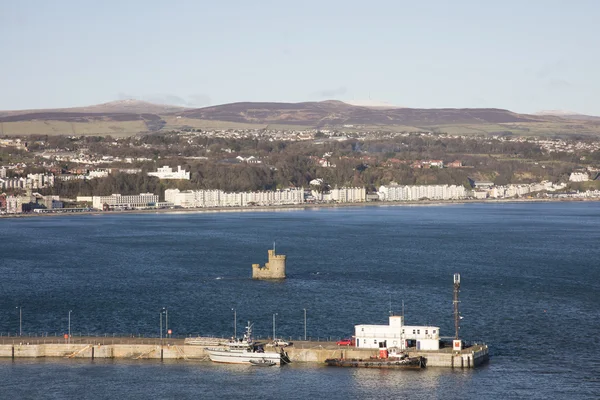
354,315 -> 440,351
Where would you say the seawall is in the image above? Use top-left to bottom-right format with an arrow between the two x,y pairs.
0,339 -> 488,368
1,197 -> 594,220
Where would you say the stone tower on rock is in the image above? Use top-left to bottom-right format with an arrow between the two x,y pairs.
252,247 -> 286,280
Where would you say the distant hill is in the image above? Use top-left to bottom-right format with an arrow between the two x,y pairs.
0,100 -> 186,135
1,100 -> 600,137
76,99 -> 188,114
536,110 -> 600,122
177,100 -> 541,126
0,99 -> 186,117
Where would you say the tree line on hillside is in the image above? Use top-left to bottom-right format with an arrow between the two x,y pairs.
41,151 -> 577,200
14,132 -> 600,168
5,131 -> 596,200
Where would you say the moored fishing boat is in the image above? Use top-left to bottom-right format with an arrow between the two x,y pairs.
205,322 -> 289,366
325,347 -> 425,369
324,356 -> 425,369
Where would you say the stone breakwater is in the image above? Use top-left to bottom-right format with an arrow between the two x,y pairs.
0,339 -> 488,368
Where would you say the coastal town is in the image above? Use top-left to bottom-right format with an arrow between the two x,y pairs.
3,1 -> 600,398
2,128 -> 600,214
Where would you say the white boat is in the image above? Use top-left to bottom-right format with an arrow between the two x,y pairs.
205,322 -> 288,366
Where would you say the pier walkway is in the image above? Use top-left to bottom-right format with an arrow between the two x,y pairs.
0,336 -> 488,368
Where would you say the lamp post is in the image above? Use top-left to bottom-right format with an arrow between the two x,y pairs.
68,310 -> 72,345
232,308 -> 237,338
272,313 -> 278,340
165,308 -> 168,338
303,308 -> 307,341
16,307 -> 22,336
159,308 -> 164,342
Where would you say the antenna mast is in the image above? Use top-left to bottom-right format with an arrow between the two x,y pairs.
453,273 -> 461,340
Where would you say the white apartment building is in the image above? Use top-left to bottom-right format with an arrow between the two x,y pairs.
472,190 -> 488,199
221,191 -> 243,207
486,182 -> 566,199
569,172 -> 589,182
26,173 -> 55,189
165,189 -> 198,208
235,156 -> 262,164
148,165 -> 190,180
116,168 -> 143,174
165,189 -> 223,208
201,189 -> 224,208
0,177 -> 19,190
6,195 -> 22,214
378,184 -> 466,201
242,188 -> 304,205
56,174 -> 86,181
355,315 -> 440,351
88,169 -> 110,178
92,193 -> 159,210
165,188 -> 304,208
0,174 -> 55,190
325,187 -> 366,203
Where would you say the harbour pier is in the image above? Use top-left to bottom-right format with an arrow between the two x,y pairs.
0,337 -> 488,368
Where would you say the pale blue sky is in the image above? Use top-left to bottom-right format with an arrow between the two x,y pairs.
1,0 -> 599,114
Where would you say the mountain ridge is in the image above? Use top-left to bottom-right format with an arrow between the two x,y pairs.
535,109 -> 600,122
0,99 -> 187,117
175,100 -> 543,126
1,100 -> 599,137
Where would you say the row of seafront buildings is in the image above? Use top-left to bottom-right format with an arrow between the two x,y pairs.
467,180 -> 567,199
378,184 -> 467,201
1,181 -> 595,214
90,184 -> 461,211
0,173 -> 55,190
165,186 -> 366,208
377,181 -> 568,201
165,188 -> 304,208
0,192 -> 62,214
73,187 -> 364,212
2,187 -> 366,214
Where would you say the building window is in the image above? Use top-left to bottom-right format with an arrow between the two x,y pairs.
402,329 -> 405,334
417,330 -> 420,334
433,330 -> 436,334
413,330 -> 415,334
374,340 -> 377,344
425,330 -> 428,335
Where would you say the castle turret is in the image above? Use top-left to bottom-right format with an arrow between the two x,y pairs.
252,249 -> 286,279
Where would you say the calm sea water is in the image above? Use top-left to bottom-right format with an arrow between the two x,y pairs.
0,203 -> 599,399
